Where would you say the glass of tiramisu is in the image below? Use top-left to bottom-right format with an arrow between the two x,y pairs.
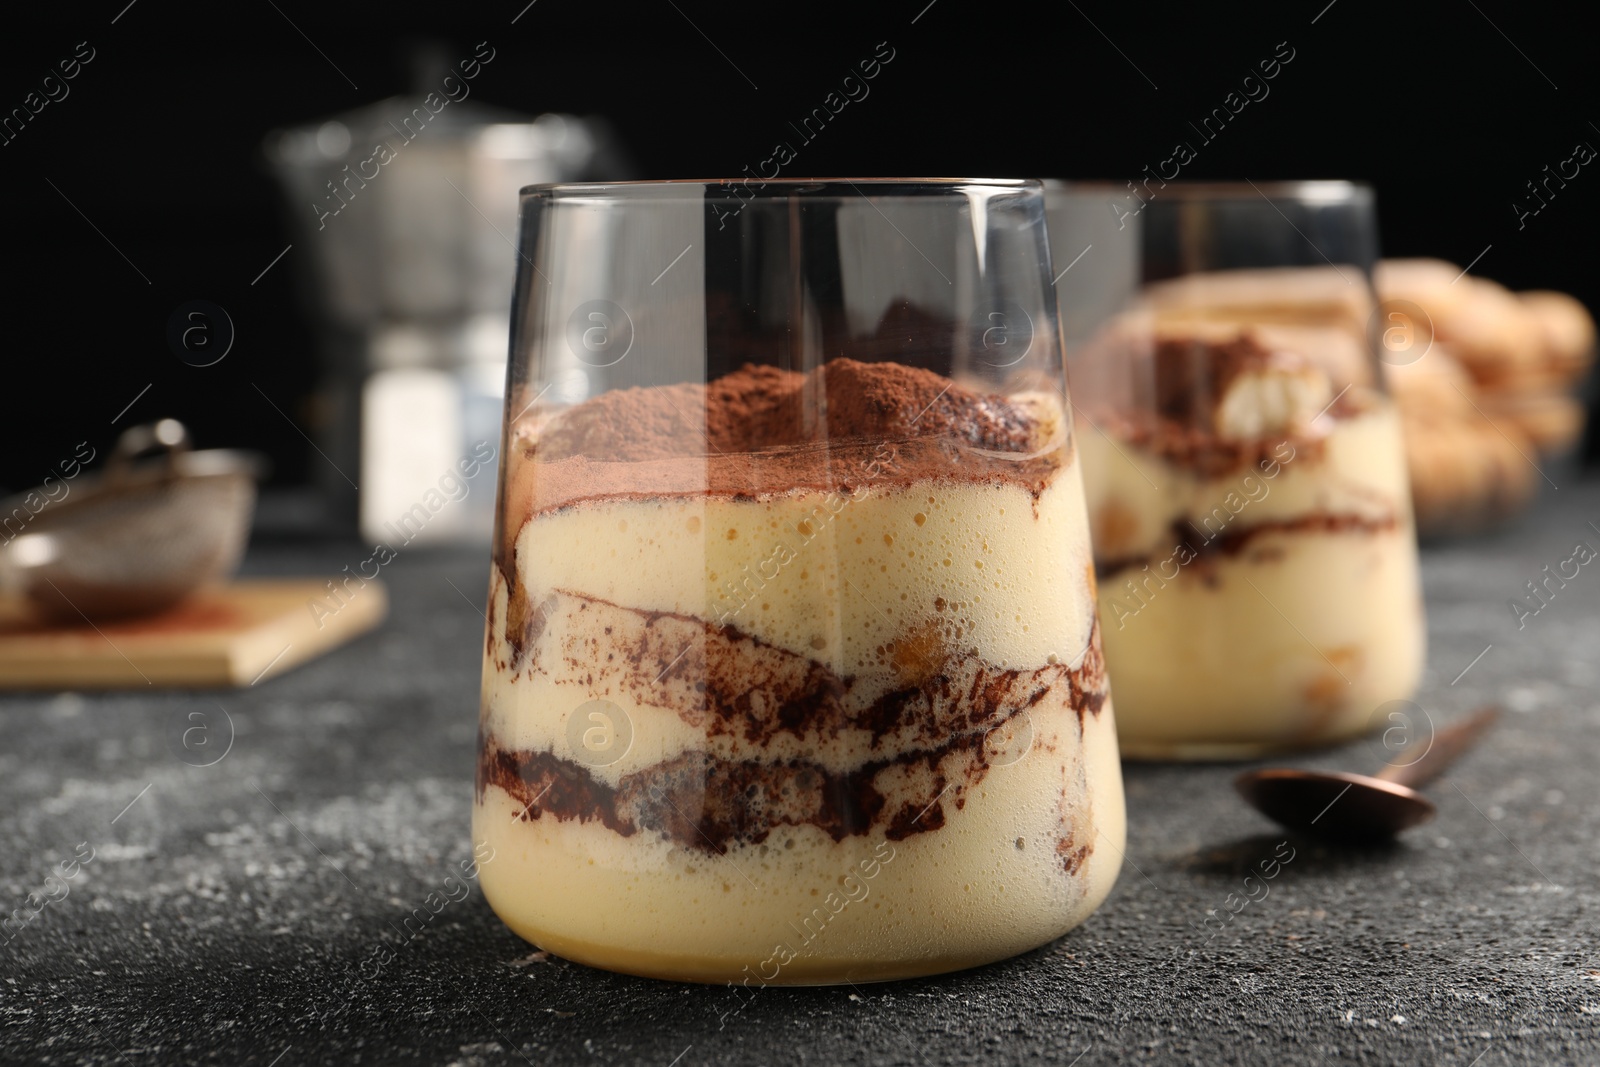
475,179 -> 1124,983
1047,181 -> 1425,759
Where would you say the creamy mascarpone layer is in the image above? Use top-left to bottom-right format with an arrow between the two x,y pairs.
483,467 -> 1099,773
1082,406 -> 1411,562
511,403 -> 1086,675
474,699 -> 1123,983
1098,532 -> 1422,755
1081,403 -> 1425,756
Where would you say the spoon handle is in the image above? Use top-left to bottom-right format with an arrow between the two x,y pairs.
1374,705 -> 1500,790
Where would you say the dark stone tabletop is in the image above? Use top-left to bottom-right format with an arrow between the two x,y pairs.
3,478 -> 1598,1067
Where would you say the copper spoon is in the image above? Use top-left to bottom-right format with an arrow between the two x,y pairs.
1234,705 -> 1500,841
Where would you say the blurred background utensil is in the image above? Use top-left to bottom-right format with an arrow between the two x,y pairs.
1234,705 -> 1501,841
0,419 -> 262,623
263,51 -> 630,544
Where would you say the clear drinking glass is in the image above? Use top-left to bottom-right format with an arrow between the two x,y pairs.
1047,180 -> 1424,760
475,178 -> 1124,984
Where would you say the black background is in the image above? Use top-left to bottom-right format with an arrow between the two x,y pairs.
2,0 -> 1595,499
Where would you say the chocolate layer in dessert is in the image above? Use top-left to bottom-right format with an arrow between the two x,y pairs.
477,592 -> 1107,854
1082,331 -> 1362,479
498,358 -> 1064,545
1081,329 -> 1397,576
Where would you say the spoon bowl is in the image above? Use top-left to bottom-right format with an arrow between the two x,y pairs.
1234,705 -> 1499,841
1234,768 -> 1436,842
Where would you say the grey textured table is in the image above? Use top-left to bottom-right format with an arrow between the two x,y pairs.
3,480 -> 1598,1067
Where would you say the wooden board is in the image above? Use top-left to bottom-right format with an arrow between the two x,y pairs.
0,579 -> 387,689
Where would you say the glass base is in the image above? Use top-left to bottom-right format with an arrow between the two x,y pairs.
1118,725 -> 1374,763
1120,738 -> 1303,762
495,918 -> 1038,986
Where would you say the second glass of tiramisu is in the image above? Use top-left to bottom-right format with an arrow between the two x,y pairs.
475,179 -> 1124,983
1048,181 -> 1425,759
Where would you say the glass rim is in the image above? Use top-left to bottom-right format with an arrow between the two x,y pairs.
1043,179 -> 1371,204
520,177 -> 1042,200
